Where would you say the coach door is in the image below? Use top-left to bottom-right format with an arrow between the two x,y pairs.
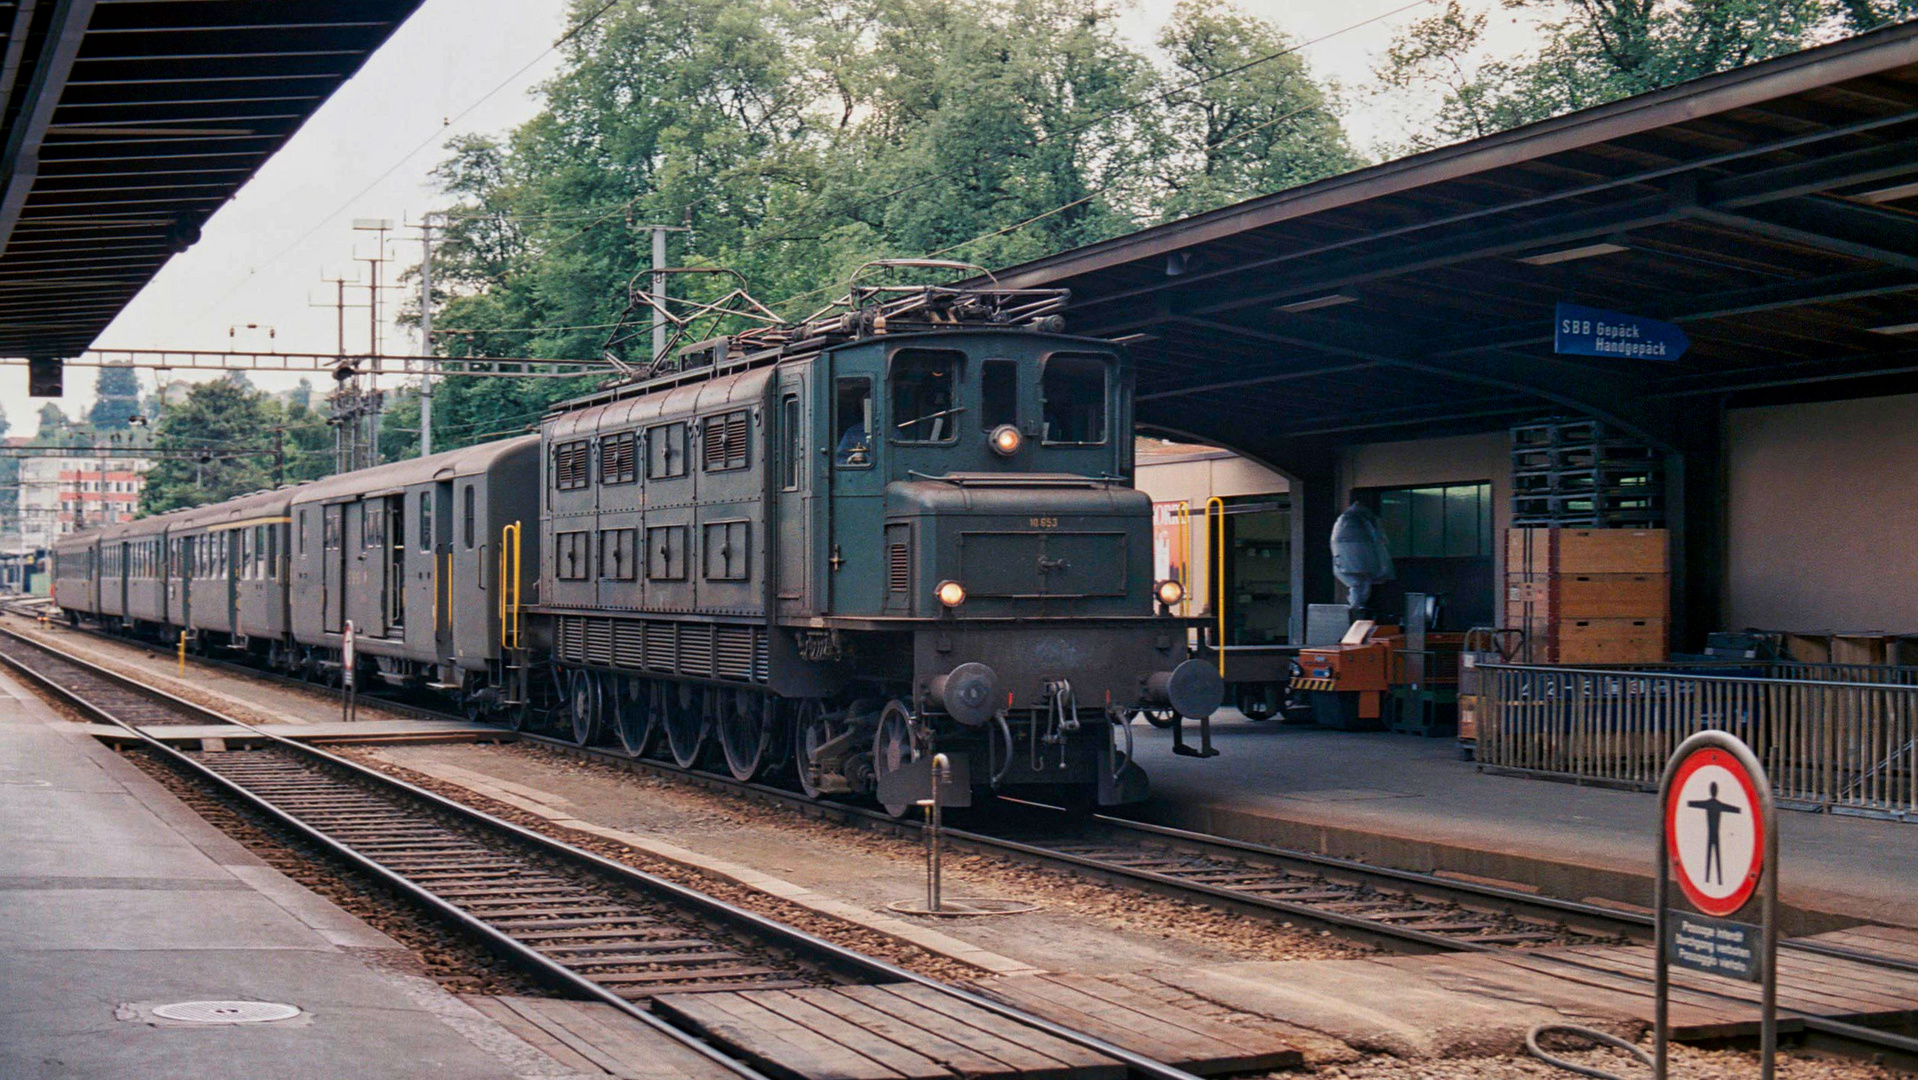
433,482 -> 454,658
323,505 -> 345,634
381,495 -> 405,637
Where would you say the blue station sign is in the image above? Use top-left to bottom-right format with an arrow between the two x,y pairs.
1554,302 -> 1689,361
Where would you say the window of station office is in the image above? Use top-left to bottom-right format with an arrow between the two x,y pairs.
1358,482 -> 1494,627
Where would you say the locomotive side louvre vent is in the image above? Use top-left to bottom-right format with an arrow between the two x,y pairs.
716,627 -> 756,680
645,622 -> 674,671
558,617 -> 585,662
585,619 -> 614,666
600,431 -> 637,485
679,624 -> 714,677
614,621 -> 645,669
888,544 -> 910,592
553,440 -> 591,491
702,410 -> 749,471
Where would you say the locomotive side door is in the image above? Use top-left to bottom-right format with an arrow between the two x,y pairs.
323,504 -> 345,634
774,370 -> 810,617
826,371 -> 885,615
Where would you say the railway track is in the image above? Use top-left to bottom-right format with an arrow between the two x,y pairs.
8,611 -> 1647,953
0,625 -> 1201,1080
15,616 -> 1918,1065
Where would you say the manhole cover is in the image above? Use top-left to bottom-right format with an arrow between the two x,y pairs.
151,1000 -> 301,1024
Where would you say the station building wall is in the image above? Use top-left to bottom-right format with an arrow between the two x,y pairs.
1724,392 -> 1918,634
1336,433 -> 1511,628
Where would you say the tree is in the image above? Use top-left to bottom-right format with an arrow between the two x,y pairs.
1152,0 -> 1361,220
1373,0 -> 1889,154
414,0 -> 1359,452
137,381 -> 280,514
35,404 -> 84,448
88,362 -> 141,429
0,403 -> 15,526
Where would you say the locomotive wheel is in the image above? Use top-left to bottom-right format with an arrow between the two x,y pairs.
1236,683 -> 1280,721
1139,707 -> 1178,730
872,700 -> 922,818
664,682 -> 708,769
611,675 -> 657,758
567,669 -> 602,747
794,701 -> 833,800
717,689 -> 772,782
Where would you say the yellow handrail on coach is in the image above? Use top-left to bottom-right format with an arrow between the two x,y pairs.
498,521 -> 522,650
1206,496 -> 1225,678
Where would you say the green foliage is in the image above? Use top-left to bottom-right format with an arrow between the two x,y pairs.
138,381 -> 283,514
1374,0 -> 1912,153
88,363 -> 142,429
416,0 -> 1363,452
1153,0 -> 1360,220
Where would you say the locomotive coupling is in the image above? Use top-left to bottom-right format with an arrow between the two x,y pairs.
928,661 -> 999,726
1145,659 -> 1226,719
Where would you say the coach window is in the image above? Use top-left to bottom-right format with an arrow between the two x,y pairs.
780,394 -> 802,490
419,492 -> 432,551
462,485 -> 475,549
891,348 -> 962,443
833,377 -> 872,467
1041,352 -> 1110,445
980,359 -> 1017,431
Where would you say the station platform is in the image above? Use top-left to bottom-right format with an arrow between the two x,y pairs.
0,665 -> 589,1080
1129,717 -> 1918,934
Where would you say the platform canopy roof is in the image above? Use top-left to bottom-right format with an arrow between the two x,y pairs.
0,0 -> 429,360
991,22 -> 1918,460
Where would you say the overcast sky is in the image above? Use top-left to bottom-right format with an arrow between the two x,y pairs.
9,0 -> 1542,430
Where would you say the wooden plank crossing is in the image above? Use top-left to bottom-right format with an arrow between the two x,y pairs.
462,995 -> 742,1079
967,972 -> 1305,1075
653,983 -> 1127,1080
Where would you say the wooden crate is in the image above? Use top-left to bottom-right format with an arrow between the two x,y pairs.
1556,618 -> 1667,665
1505,573 -> 1669,620
1507,527 -> 1669,575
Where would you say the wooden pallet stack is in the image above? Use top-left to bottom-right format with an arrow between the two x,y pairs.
1506,527 -> 1669,664
1510,418 -> 1663,528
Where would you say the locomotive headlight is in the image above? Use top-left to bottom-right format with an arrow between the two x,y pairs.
1156,579 -> 1185,607
935,579 -> 967,608
989,424 -> 1022,457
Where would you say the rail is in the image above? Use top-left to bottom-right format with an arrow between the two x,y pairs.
1477,661 -> 1918,817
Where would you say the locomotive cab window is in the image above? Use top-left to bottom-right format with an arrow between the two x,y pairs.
1041,352 -> 1110,445
834,377 -> 873,468
780,394 -> 802,491
980,359 -> 1017,430
890,348 -> 962,443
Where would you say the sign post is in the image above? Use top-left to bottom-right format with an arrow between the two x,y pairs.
341,620 -> 358,724
1654,730 -> 1776,1080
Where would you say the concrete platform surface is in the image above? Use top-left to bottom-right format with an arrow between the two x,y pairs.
0,667 -> 569,1080
1130,717 -> 1918,932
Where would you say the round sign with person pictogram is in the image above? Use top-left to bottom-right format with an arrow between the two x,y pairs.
1664,744 -> 1765,917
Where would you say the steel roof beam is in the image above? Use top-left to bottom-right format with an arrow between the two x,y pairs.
0,0 -> 99,275
1688,195 -> 1918,271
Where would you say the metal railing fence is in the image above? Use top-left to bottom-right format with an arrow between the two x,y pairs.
1476,661 -> 1918,818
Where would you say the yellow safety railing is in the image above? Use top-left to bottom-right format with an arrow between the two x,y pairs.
1206,496 -> 1225,677
1174,500 -> 1191,617
497,521 -> 522,650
